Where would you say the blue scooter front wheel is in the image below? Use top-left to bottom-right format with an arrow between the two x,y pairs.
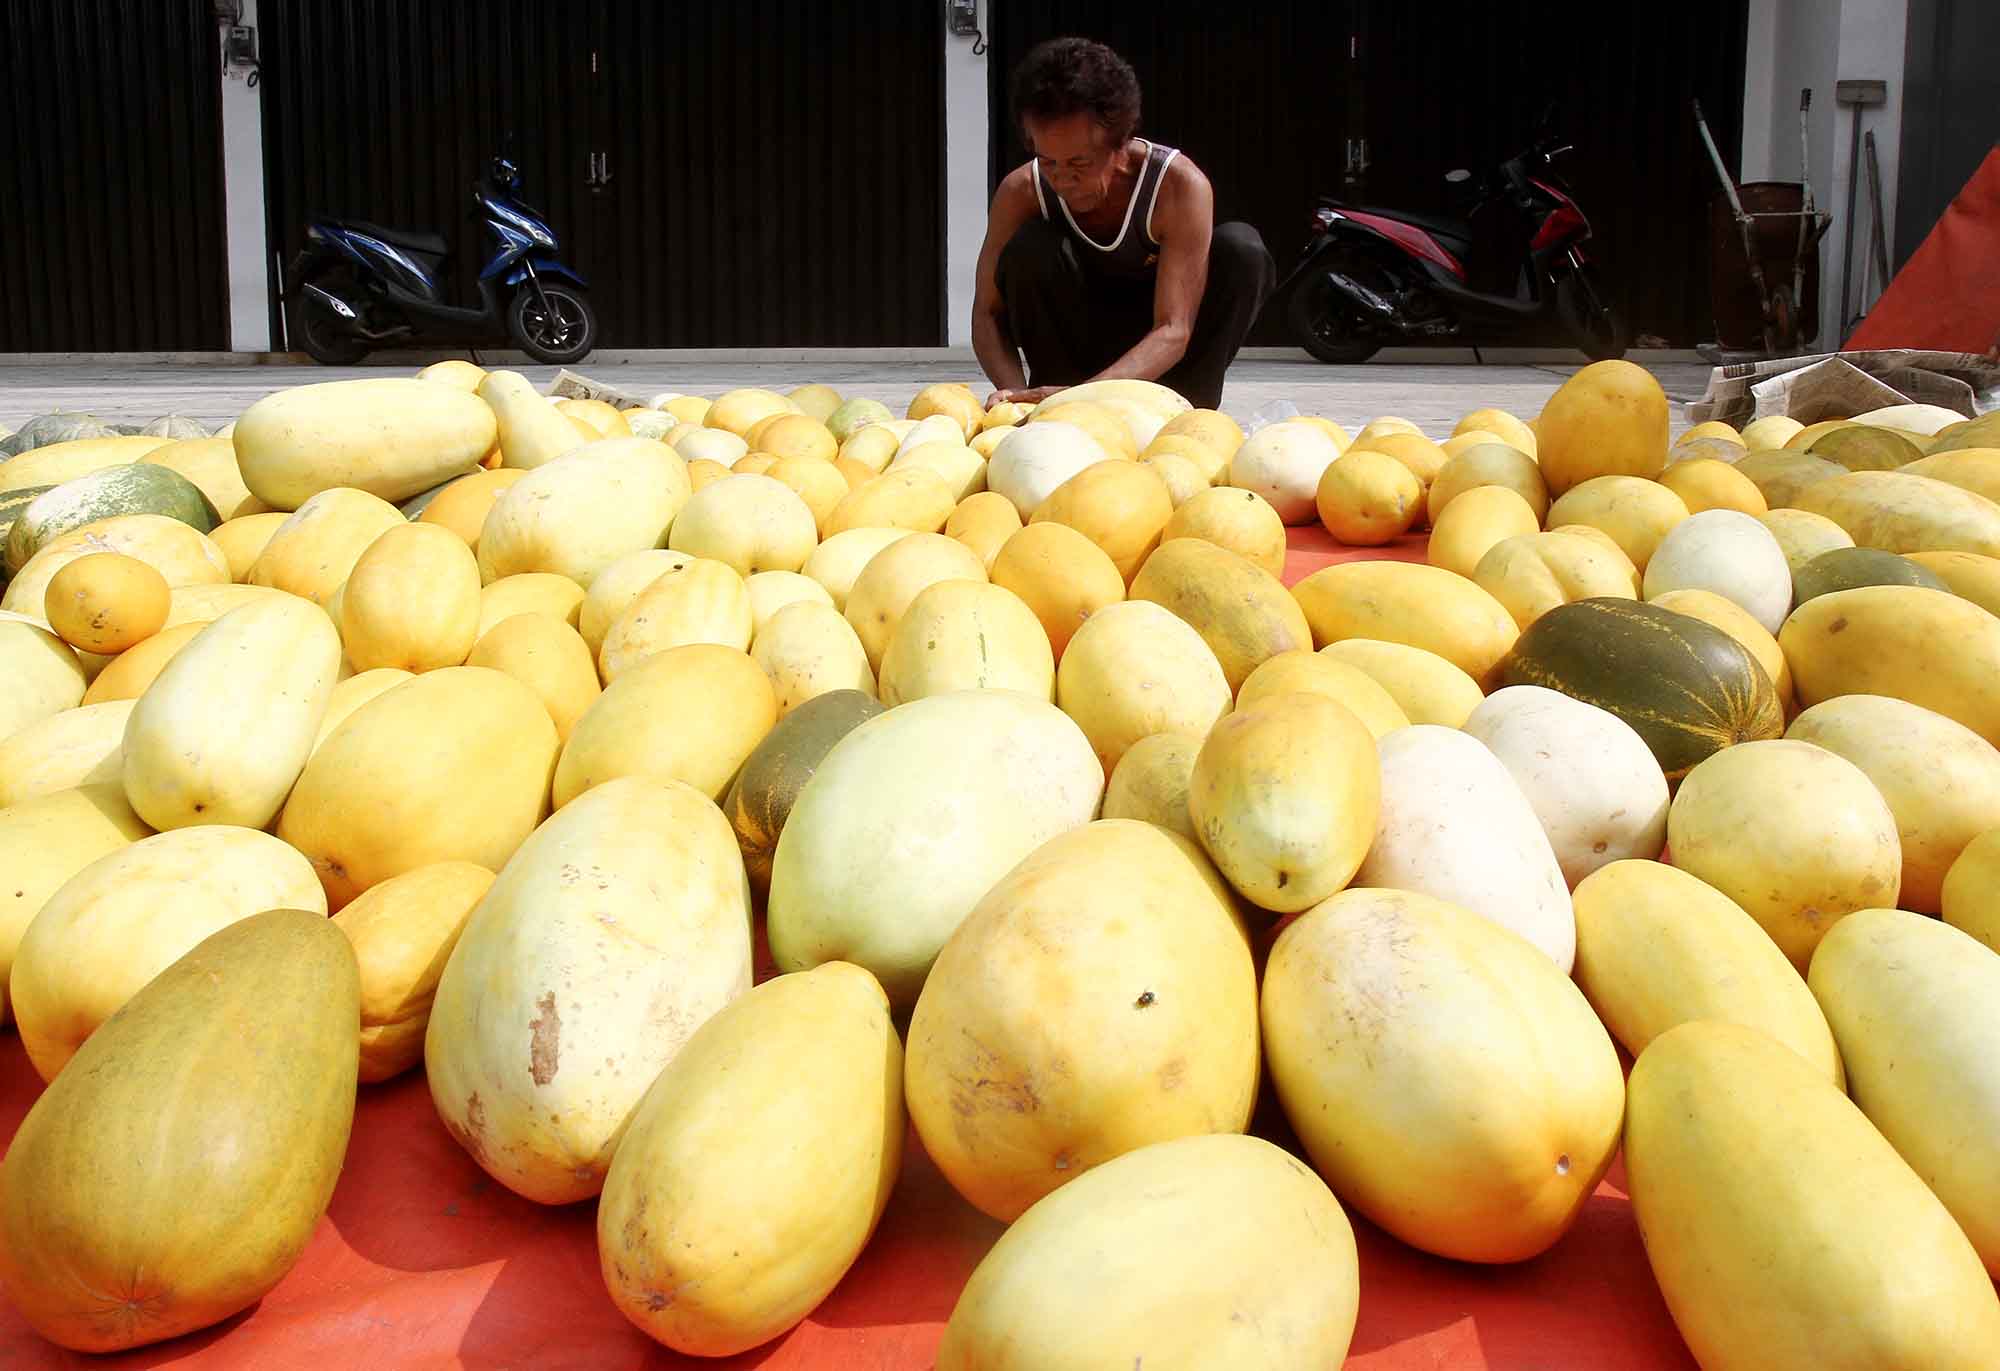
508,283 -> 596,365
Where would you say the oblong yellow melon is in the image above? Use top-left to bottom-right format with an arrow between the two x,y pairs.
597,558 -> 750,682
465,612 -> 600,743
556,643 -> 775,805
1128,537 -> 1312,693
425,776 -> 752,1204
1291,560 -> 1518,687
233,378 -> 495,509
878,579 -> 1052,705
277,666 -> 559,909
1189,691 -> 1379,913
1779,585 -> 2000,745
1808,908 -> 2000,1275
667,473 -> 819,576
247,488 -> 406,607
9,825 -> 326,1080
0,700 -> 135,808
1317,638 -> 1484,727
767,690 -> 1103,1009
341,522 -> 482,672
1785,694 -> 2000,913
1667,739 -> 1901,969
0,911 -> 358,1352
0,785 -> 152,1026
477,437 -> 689,588
1572,859 -> 1841,1081
598,961 -> 902,1354
1055,600 -> 1231,777
1263,887 -> 1624,1262
1625,1020 -> 2000,1370
332,860 -> 495,1083
907,821 -> 1258,1221
122,596 -> 342,831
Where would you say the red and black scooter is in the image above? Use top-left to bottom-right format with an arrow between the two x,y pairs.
1279,129 -> 1624,364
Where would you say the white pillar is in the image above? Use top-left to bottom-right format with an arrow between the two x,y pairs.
1740,0 -> 1780,179
943,7 -> 993,348
220,0 -> 272,352
1825,0 -> 1907,342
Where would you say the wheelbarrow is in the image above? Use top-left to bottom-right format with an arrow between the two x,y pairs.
1694,92 -> 1833,355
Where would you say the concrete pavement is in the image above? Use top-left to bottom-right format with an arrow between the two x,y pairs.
0,354 -> 1716,437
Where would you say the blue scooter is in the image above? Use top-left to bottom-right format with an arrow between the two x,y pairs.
286,155 -> 596,365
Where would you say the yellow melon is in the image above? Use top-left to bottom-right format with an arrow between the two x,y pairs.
1030,459 -> 1173,584
332,860 -> 495,1082
557,644 -> 775,805
1661,458 -> 1769,516
417,468 -> 528,548
278,666 -> 559,910
944,490 -> 1023,570
989,522 -> 1125,659
1056,601 -> 1232,776
465,612 -> 601,743
1162,486 -> 1288,577
597,557 -> 751,682
751,602 -> 876,715
906,821 -> 1257,1222
1537,359 -> 1670,494
342,523 -> 481,672
42,553 -> 168,655
208,511 -> 291,581
1316,448 -> 1424,545
843,532 -> 987,672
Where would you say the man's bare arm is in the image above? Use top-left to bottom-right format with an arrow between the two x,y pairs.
973,170 -> 1040,404
1090,163 -> 1213,383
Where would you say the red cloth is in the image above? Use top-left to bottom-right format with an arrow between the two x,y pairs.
1844,146 -> 2000,354
1282,524 -> 1432,586
0,527 -> 1706,1370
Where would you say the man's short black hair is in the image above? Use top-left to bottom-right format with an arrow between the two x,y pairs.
1010,37 -> 1141,146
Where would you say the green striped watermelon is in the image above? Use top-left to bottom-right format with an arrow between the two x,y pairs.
1497,597 -> 1783,781
5,465 -> 219,576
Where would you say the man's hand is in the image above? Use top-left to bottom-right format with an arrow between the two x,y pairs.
985,384 -> 1064,410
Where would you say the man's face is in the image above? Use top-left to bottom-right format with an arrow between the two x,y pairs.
1024,112 -> 1120,214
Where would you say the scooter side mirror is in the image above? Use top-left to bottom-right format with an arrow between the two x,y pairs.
1445,169 -> 1472,184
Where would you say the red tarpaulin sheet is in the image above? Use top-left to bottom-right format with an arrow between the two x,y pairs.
1845,145 -> 2000,354
0,525 -> 1705,1371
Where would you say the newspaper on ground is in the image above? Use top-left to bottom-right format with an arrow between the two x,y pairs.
542,368 -> 651,409
1687,349 -> 2000,426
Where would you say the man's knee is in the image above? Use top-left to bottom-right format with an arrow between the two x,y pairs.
997,217 -> 1071,293
1210,221 -> 1275,291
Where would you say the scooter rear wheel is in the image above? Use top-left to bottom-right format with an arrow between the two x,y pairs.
1287,270 -> 1382,365
1558,263 -> 1627,362
509,284 -> 597,365
288,277 -> 371,366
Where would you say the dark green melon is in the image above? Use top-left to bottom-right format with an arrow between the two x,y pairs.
1497,597 -> 1784,781
4,464 -> 220,575
0,485 -> 52,558
722,689 -> 885,895
1792,546 -> 1948,607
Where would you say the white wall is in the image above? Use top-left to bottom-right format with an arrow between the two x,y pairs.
1831,0 -> 1907,337
1740,0 -> 1907,349
219,0 -> 271,351
942,16 -> 992,348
